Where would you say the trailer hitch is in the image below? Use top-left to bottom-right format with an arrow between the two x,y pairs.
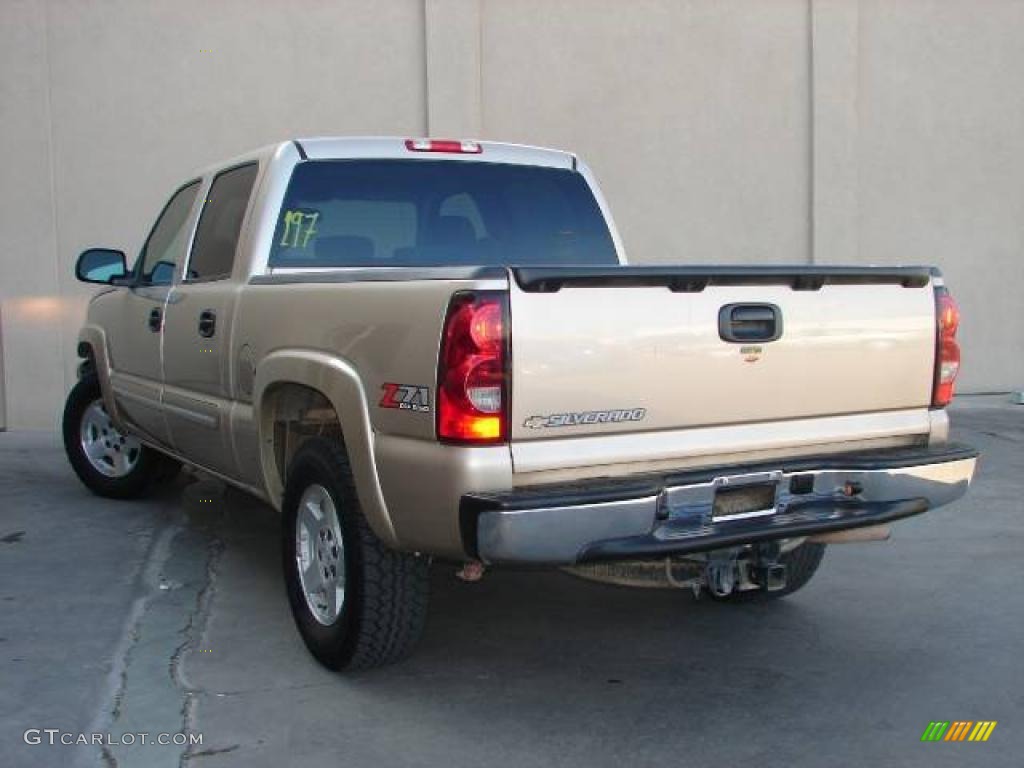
749,542 -> 787,592
702,543 -> 788,597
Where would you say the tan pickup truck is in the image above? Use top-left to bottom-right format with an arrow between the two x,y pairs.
63,137 -> 977,670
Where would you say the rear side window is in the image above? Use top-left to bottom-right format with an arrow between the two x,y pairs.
137,181 -> 201,285
269,160 -> 618,268
186,163 -> 258,281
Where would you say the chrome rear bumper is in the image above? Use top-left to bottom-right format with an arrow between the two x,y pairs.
463,443 -> 978,565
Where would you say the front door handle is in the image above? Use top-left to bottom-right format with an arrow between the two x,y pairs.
198,309 -> 216,338
148,307 -> 162,333
719,303 -> 782,343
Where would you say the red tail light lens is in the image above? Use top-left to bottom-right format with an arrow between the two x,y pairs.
405,138 -> 482,154
932,287 -> 961,407
437,292 -> 508,443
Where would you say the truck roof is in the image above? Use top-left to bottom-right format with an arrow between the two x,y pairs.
194,136 -> 576,179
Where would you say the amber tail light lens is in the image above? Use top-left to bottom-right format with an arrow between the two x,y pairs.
932,286 -> 961,408
437,291 -> 509,443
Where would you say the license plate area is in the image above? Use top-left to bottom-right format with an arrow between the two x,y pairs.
712,481 -> 778,523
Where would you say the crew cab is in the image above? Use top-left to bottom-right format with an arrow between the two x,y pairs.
64,137 -> 977,670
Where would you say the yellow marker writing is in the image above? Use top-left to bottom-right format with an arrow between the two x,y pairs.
280,210 -> 319,248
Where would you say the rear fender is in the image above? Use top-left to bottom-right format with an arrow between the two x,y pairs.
253,350 -> 397,547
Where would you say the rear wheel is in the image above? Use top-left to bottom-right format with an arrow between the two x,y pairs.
62,374 -> 179,499
712,542 -> 827,602
282,437 -> 429,671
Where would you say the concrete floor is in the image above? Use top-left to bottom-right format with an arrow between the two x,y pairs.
1,401 -> 1022,767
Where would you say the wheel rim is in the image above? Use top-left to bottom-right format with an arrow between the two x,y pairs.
295,484 -> 346,626
79,399 -> 142,478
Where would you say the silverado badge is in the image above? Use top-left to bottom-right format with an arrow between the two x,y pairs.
523,408 -> 646,429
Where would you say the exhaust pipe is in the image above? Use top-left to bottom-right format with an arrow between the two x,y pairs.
809,524 -> 891,544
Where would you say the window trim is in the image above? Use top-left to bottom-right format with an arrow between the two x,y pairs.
133,178 -> 202,287
181,161 -> 259,284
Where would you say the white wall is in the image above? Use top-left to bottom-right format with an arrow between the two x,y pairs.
1,0 -> 1021,427
479,0 -> 812,267
853,0 -> 1024,391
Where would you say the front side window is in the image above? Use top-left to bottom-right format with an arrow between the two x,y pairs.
137,181 -> 201,285
186,163 -> 259,281
268,160 -> 618,268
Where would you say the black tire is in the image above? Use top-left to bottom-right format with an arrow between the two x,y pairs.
712,542 -> 827,602
282,437 -> 429,671
62,374 -> 178,499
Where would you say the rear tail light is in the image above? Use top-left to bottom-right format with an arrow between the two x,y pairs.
405,138 -> 482,154
932,286 -> 961,407
437,291 -> 509,443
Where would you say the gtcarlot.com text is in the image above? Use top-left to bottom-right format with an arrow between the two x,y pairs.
23,729 -> 202,747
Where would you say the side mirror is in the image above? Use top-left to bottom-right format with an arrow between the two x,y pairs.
76,248 -> 127,284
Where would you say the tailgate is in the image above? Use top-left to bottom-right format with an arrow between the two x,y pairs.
508,266 -> 937,448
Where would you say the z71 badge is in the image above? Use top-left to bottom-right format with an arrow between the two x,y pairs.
523,408 -> 646,429
379,383 -> 431,413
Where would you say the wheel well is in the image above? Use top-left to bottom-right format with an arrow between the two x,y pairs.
262,383 -> 344,490
76,342 -> 96,379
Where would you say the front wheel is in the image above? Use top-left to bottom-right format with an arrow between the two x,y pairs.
282,437 -> 429,671
62,374 -> 179,499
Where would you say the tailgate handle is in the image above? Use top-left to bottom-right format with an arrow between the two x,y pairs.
719,303 -> 782,343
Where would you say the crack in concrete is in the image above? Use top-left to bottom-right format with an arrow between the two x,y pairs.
108,626 -> 139,723
77,519 -> 166,768
79,492 -> 225,768
188,744 -> 240,759
176,536 -> 225,768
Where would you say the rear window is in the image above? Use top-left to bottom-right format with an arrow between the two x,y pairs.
269,160 -> 617,268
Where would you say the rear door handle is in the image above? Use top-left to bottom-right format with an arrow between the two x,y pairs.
148,307 -> 162,333
198,309 -> 216,338
719,303 -> 782,343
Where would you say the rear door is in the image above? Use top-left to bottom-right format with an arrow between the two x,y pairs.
162,163 -> 259,477
105,180 -> 201,446
508,267 -> 937,447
